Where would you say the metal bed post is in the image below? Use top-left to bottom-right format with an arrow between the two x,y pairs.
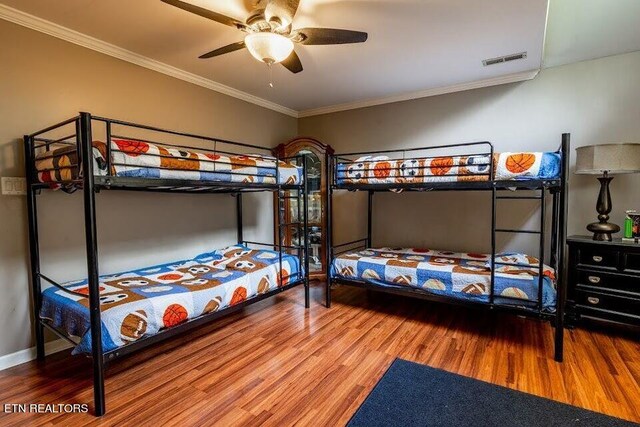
367,191 -> 373,247
326,152 -> 333,308
278,187 -> 284,286
537,190 -> 546,312
554,133 -> 570,362
302,155 -> 310,308
236,193 -> 243,244
78,112 -> 106,415
276,154 -> 284,283
297,168 -> 302,277
105,120 -> 112,174
24,134 -> 45,361
551,191 -> 560,273
489,145 -> 497,306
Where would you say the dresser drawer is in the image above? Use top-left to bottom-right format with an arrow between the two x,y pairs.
574,289 -> 640,316
626,253 -> 640,273
576,270 -> 640,294
577,247 -> 619,269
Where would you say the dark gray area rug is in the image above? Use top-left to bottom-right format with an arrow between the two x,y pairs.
348,359 -> 637,427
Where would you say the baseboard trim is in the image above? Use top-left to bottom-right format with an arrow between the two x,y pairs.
0,339 -> 73,371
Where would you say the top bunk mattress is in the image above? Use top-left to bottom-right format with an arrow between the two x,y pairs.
41,245 -> 302,354
35,139 -> 302,187
336,152 -> 561,185
330,247 -> 557,311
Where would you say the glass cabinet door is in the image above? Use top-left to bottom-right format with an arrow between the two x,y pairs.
275,138 -> 331,281
288,150 -> 323,273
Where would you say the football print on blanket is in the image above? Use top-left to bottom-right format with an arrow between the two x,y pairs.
120,310 -> 148,342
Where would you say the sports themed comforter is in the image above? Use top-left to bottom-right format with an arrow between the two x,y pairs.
336,152 -> 560,185
35,139 -> 302,187
41,245 -> 302,354
330,248 -> 556,311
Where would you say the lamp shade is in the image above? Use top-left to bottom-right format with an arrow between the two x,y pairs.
575,143 -> 640,175
245,32 -> 294,64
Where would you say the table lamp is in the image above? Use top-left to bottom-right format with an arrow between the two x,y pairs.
575,143 -> 640,241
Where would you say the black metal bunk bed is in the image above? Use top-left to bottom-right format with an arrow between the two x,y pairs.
24,112 -> 310,416
326,134 -> 570,362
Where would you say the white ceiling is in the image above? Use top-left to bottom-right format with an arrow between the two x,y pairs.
543,0 -> 640,68
1,0 -> 638,115
0,0 -> 548,113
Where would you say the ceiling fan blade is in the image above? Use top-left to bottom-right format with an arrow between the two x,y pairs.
199,41 -> 246,59
281,50 -> 303,74
265,0 -> 300,27
161,0 -> 246,30
295,28 -> 368,45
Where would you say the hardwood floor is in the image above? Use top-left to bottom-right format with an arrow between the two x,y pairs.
0,283 -> 639,426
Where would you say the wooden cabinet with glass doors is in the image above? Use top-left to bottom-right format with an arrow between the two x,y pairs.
274,138 -> 333,281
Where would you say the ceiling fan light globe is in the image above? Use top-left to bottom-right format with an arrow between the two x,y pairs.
245,32 -> 294,64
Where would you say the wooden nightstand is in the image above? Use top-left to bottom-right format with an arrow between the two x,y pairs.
567,235 -> 640,328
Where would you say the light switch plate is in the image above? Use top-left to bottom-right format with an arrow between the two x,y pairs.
1,177 -> 27,195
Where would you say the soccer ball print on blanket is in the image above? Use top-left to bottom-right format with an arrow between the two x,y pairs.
34,139 -> 302,187
40,245 -> 301,354
335,151 -> 561,185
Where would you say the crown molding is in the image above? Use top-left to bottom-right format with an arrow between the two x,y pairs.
0,4 -> 298,118
298,70 -> 540,118
0,4 -> 543,120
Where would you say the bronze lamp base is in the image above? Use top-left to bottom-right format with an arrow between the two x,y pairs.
587,173 -> 619,242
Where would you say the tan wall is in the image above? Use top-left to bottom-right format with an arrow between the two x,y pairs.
2,16 -> 640,361
0,20 -> 297,357
300,51 -> 640,257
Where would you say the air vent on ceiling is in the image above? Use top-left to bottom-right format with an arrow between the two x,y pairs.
482,52 -> 527,66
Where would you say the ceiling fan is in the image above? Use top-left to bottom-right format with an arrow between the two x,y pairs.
161,0 -> 368,73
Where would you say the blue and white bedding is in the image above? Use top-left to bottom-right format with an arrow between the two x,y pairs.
336,151 -> 561,185
330,248 -> 557,311
35,139 -> 303,186
41,245 -> 302,354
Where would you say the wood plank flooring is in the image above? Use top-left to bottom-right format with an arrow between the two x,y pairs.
0,283 -> 639,426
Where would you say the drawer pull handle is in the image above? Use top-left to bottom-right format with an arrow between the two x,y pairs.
592,256 -> 603,263
588,276 -> 601,284
587,297 -> 600,305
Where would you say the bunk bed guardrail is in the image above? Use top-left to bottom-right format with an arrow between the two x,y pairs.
24,112 -> 311,416
30,114 -> 304,192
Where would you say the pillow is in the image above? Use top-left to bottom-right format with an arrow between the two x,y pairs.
487,252 -> 556,280
488,253 -> 539,268
354,155 -> 391,162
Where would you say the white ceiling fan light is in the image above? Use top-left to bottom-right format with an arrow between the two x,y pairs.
161,0 -> 368,74
245,32 -> 294,64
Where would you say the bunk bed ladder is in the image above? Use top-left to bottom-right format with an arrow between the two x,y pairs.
326,152 -> 334,308
494,189 -> 547,313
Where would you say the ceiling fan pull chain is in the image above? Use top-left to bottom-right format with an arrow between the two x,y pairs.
269,62 -> 274,88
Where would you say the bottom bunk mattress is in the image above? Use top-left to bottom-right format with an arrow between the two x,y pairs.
330,248 -> 556,311
41,245 -> 302,354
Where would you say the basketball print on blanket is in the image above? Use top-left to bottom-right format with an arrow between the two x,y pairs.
494,152 -> 543,180
38,244 -> 302,354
